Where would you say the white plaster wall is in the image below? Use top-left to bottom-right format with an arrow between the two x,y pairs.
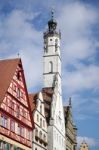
47,88 -> 65,150
32,92 -> 48,150
43,56 -> 61,74
43,55 -> 61,88
43,30 -> 66,150
47,126 -> 53,150
44,36 -> 60,56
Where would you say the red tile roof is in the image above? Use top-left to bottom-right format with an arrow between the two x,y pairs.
0,58 -> 20,104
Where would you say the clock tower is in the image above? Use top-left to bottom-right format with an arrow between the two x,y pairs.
43,11 -> 65,150
43,11 -> 62,94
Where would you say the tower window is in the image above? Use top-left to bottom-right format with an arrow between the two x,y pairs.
55,39 -> 58,51
49,61 -> 53,73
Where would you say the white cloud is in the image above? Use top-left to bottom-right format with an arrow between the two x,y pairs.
0,9 -> 43,90
66,94 -> 99,120
62,64 -> 99,95
0,1 -> 99,98
57,2 -> 98,64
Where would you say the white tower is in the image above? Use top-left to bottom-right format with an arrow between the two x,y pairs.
43,11 -> 65,150
43,11 -> 61,94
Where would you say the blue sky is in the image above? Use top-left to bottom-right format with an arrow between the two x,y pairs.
0,0 -> 99,149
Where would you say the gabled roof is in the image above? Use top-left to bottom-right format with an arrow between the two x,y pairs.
0,58 -> 20,104
0,58 -> 34,129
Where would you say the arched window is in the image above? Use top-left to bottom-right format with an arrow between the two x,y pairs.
49,61 -> 53,73
39,131 -> 42,139
40,105 -> 42,113
44,134 -> 46,141
40,118 -> 42,127
37,114 -> 39,122
35,128 -> 38,137
43,120 -> 45,127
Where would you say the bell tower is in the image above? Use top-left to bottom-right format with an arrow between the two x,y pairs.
43,11 -> 62,94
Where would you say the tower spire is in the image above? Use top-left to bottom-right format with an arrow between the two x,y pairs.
51,9 -> 54,20
43,12 -> 61,92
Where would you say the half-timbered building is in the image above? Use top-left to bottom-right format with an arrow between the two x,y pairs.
0,58 -> 34,150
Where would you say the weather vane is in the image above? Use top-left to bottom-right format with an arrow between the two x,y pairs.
51,7 -> 55,19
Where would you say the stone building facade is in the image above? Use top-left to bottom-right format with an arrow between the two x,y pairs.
64,99 -> 77,150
